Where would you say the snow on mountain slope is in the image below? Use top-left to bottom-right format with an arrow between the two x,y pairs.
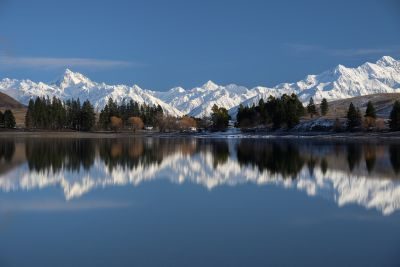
0,69 -> 183,116
152,81 -> 259,117
229,56 -> 400,114
155,56 -> 400,117
0,56 -> 399,118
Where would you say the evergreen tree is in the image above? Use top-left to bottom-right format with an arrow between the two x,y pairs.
389,100 -> 400,131
51,97 -> 66,129
258,98 -> 268,123
320,98 -> 328,116
272,99 -> 285,129
211,104 -> 230,131
236,94 -> 304,129
80,100 -> 96,131
364,101 -> 376,119
307,97 -> 318,117
283,94 -> 302,128
25,99 -> 34,128
24,97 -> 98,131
293,94 -> 306,117
346,102 -> 361,130
0,110 -> 4,127
4,110 -> 16,128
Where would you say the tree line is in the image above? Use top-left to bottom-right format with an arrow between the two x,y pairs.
236,94 -> 307,129
25,97 -> 95,131
98,98 -> 163,130
8,95 -> 400,133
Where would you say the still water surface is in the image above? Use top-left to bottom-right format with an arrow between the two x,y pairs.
0,137 -> 399,266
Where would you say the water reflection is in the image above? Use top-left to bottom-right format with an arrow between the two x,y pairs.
25,139 -> 95,172
0,140 -> 15,163
0,137 -> 399,215
236,141 -> 304,178
390,144 -> 400,174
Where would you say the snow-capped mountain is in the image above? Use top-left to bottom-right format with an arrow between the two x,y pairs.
0,69 -> 183,116
228,56 -> 400,115
152,56 -> 400,117
151,81 -> 258,117
0,56 -> 399,118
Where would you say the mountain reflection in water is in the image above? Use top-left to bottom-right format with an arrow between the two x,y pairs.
0,137 -> 399,215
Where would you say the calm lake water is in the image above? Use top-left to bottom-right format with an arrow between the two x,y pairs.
0,137 -> 399,267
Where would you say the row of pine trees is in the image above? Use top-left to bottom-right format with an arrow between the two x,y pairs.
23,97 -> 165,131
25,97 -> 96,131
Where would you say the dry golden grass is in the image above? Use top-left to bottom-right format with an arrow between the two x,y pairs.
319,93 -> 400,119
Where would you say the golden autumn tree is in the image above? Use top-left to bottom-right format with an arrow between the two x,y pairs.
110,116 -> 123,132
128,116 -> 144,132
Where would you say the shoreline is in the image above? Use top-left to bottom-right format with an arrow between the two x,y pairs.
0,129 -> 399,142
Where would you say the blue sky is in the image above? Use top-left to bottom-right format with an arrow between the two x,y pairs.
0,0 -> 399,90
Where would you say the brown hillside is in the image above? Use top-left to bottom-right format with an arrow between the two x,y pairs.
0,92 -> 25,109
320,93 -> 400,119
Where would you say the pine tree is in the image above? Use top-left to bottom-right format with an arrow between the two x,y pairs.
365,101 -> 376,119
307,97 -> 318,118
0,110 -> 4,128
389,100 -> 400,131
80,100 -> 96,131
4,110 -> 16,129
211,104 -> 230,131
25,99 -> 34,128
346,102 -> 361,130
272,100 -> 285,128
320,98 -> 328,116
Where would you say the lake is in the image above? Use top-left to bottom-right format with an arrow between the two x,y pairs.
0,136 -> 399,267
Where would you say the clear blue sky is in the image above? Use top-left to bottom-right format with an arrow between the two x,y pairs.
0,0 -> 399,90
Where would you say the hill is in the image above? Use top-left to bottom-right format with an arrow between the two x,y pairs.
0,91 -> 25,109
322,93 -> 400,119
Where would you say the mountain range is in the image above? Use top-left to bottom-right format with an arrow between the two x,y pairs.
0,56 -> 399,117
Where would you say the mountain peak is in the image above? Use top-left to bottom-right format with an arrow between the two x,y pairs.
170,87 -> 185,93
333,64 -> 349,75
376,56 -> 398,67
202,80 -> 219,90
55,69 -> 93,88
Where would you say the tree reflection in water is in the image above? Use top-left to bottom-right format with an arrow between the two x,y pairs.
0,140 -> 15,163
0,137 -> 396,179
364,144 -> 377,174
0,137 -> 399,214
390,144 -> 400,175
25,139 -> 95,173
346,144 -> 362,172
236,140 -> 304,178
